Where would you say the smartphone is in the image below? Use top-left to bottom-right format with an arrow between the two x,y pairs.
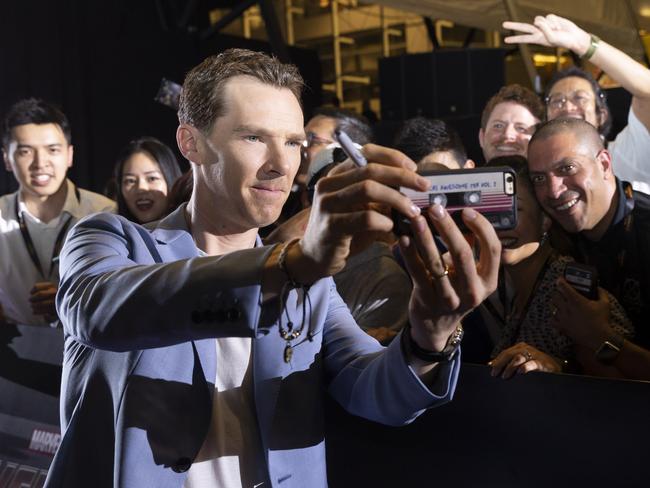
393,166 -> 517,235
564,262 -> 599,300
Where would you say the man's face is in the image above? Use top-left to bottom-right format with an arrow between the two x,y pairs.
528,132 -> 611,234
3,123 -> 73,199
303,115 -> 337,166
479,102 -> 539,162
546,76 -> 600,128
195,76 -> 305,233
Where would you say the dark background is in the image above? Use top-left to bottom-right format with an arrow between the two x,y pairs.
0,0 -> 322,196
0,1 -> 632,196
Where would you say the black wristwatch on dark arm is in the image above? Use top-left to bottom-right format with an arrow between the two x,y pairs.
595,334 -> 625,365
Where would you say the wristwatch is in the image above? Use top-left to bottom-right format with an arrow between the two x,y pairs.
404,324 -> 464,363
581,34 -> 600,60
595,334 -> 624,365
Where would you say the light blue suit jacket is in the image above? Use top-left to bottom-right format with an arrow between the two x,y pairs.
45,205 -> 460,488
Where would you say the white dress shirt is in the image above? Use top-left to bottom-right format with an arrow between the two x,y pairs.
609,107 -> 650,195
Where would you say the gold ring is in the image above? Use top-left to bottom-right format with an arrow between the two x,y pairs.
523,350 -> 533,361
431,264 -> 450,281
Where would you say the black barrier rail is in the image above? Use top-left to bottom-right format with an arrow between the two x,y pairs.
2,327 -> 650,488
325,363 -> 650,488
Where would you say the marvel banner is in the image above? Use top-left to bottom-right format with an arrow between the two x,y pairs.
0,324 -> 62,488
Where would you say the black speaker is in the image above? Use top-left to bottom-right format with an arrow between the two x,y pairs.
467,48 -> 506,117
435,50 -> 471,117
379,49 -> 505,121
404,53 -> 437,118
378,55 -> 407,121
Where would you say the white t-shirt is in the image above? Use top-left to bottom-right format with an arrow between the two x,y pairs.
0,179 -> 115,326
184,337 -> 268,488
608,107 -> 650,194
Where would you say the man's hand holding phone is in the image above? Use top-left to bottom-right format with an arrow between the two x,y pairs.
286,133 -> 501,366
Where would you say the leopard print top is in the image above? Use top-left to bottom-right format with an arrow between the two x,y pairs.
491,255 -> 634,360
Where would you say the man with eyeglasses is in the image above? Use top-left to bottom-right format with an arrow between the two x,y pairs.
527,117 -> 650,380
300,107 -> 373,182
504,13 -> 650,194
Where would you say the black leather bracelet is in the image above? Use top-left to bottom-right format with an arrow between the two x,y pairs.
403,324 -> 464,363
277,238 -> 305,288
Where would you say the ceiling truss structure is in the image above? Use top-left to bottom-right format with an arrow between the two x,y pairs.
203,0 -> 650,108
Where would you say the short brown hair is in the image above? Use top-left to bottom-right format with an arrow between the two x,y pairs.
480,84 -> 544,129
178,48 -> 304,133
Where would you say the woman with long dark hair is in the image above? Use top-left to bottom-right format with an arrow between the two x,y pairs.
112,137 -> 182,223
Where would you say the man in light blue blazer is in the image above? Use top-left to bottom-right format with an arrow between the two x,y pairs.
46,49 -> 502,487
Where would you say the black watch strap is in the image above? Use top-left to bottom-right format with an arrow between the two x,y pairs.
404,325 -> 464,363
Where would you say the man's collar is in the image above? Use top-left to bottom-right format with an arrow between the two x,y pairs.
16,179 -> 81,222
148,203 -> 190,244
582,178 -> 634,243
149,202 -> 263,247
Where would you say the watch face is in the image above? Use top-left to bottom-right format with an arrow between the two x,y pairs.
449,326 -> 464,346
442,326 -> 463,358
596,341 -> 621,365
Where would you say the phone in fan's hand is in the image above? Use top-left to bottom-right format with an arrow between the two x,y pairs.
564,262 -> 599,300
